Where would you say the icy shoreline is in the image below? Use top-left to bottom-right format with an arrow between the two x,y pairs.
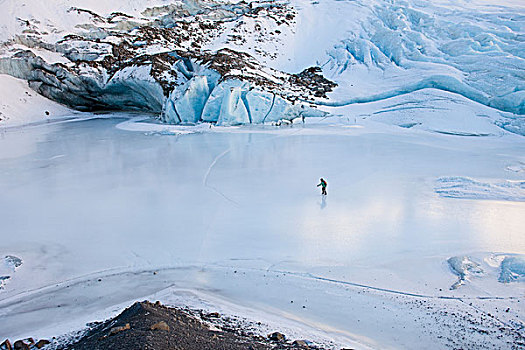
1,257 -> 524,349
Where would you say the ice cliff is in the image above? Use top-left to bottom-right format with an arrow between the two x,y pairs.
0,0 -> 333,126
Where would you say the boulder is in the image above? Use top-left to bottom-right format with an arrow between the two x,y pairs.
35,340 -> 51,349
292,339 -> 309,348
268,332 -> 286,342
12,341 -> 29,350
0,339 -> 12,350
150,321 -> 170,331
109,323 -> 130,336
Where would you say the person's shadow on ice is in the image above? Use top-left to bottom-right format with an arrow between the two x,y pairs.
319,195 -> 327,210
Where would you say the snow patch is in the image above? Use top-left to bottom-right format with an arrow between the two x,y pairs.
447,256 -> 484,290
0,74 -> 76,127
0,255 -> 23,290
506,162 -> 525,173
448,253 -> 525,288
435,177 -> 525,201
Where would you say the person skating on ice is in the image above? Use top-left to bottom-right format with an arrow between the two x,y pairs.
317,178 -> 327,195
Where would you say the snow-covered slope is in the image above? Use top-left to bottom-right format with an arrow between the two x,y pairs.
0,74 -> 75,127
0,0 -> 523,130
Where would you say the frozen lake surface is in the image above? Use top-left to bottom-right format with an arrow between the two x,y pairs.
0,116 -> 524,349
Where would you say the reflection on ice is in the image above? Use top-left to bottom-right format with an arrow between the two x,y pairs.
319,195 -> 327,210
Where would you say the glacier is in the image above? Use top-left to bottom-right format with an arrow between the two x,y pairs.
0,50 -> 324,126
1,0 -> 523,131
321,0 -> 525,116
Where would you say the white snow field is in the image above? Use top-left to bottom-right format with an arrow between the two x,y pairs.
0,113 -> 524,349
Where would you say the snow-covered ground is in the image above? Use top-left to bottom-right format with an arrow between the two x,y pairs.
0,110 -> 524,349
0,74 -> 76,127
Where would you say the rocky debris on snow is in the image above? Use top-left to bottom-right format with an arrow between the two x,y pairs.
13,340 -> 31,350
0,0 -> 333,126
34,340 -> 50,349
42,301 -> 330,350
0,340 -> 10,350
0,338 -> 51,350
204,312 -> 221,319
0,338 -> 50,350
292,340 -> 310,348
289,67 -> 337,99
268,331 -> 287,342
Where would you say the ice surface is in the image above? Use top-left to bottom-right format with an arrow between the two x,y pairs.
499,255 -> 525,283
0,117 -> 524,348
435,177 -> 525,201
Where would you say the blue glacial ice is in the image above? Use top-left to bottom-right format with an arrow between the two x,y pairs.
499,256 -> 525,283
245,89 -> 274,124
184,78 -> 325,126
172,75 -> 214,124
217,85 -> 250,126
324,0 -> 525,116
200,80 -> 249,123
447,256 -> 484,290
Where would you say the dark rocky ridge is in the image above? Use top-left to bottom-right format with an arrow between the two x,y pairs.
13,301 -> 335,350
